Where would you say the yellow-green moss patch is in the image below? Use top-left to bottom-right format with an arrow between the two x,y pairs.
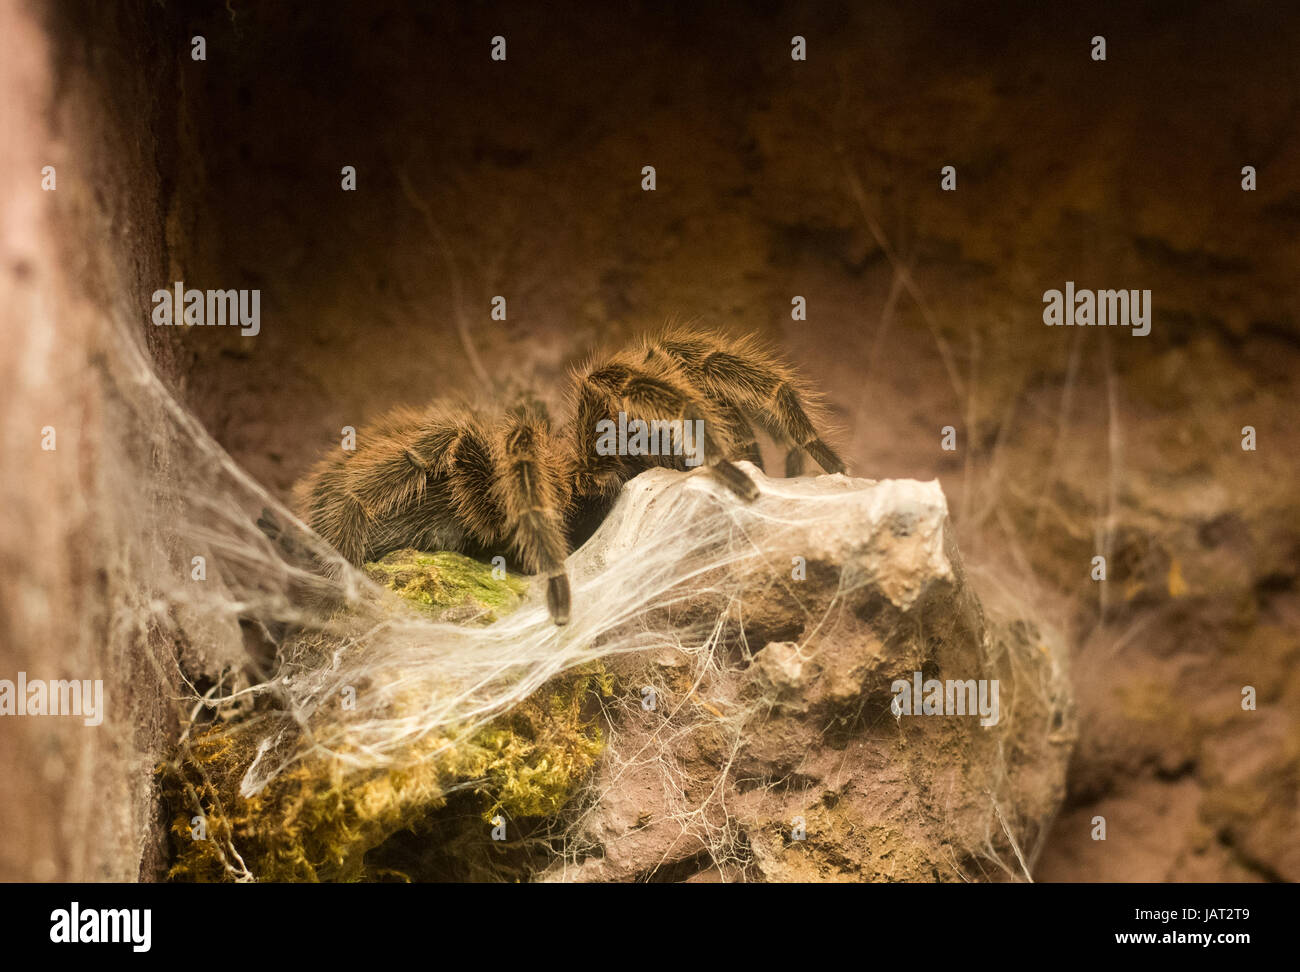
163,549 -> 602,882
364,548 -> 528,623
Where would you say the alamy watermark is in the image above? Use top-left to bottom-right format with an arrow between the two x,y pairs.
50,902 -> 150,952
0,673 -> 104,727
594,411 -> 706,467
151,281 -> 260,336
1043,281 -> 1151,336
890,672 -> 1000,727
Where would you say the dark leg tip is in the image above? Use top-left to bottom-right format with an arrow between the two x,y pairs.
808,440 -> 846,476
784,449 -> 806,478
546,573 -> 571,625
712,460 -> 760,502
256,506 -> 282,540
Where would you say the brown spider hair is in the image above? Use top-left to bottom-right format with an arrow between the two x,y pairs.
292,328 -> 845,625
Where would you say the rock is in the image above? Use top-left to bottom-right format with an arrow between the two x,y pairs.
538,465 -> 1074,882
164,463 -> 1073,883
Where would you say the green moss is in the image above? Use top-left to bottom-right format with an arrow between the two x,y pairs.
468,670 -> 607,820
163,548 -> 602,882
364,548 -> 528,622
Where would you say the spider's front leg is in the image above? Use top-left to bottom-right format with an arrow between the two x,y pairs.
646,330 -> 847,479
570,357 -> 761,506
486,401 -> 574,625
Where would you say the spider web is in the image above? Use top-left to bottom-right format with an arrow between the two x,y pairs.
96,284 -> 1070,882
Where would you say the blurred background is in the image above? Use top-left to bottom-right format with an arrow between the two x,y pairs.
1,0 -> 1297,879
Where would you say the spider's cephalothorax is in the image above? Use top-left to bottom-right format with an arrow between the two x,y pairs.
294,328 -> 845,625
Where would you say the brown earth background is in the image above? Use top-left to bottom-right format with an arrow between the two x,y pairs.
1,0 -> 1297,880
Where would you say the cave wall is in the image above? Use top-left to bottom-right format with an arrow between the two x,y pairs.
1,0 -> 1297,881
0,0 -> 200,881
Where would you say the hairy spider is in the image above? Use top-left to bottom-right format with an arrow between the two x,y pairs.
293,328 -> 845,624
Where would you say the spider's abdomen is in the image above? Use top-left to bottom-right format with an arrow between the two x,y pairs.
294,405 -> 503,568
294,399 -> 573,607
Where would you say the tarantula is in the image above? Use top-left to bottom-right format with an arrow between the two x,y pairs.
294,328 -> 845,625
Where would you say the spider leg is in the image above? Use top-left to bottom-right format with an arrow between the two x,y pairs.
295,452 -> 372,565
572,354 -> 759,502
486,401 -> 573,625
720,404 -> 765,471
436,415 -> 505,547
646,329 -> 847,476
